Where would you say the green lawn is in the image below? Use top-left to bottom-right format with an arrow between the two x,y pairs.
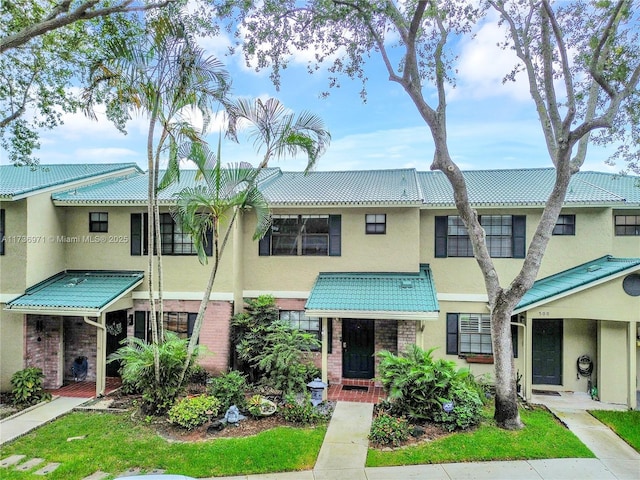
589,410 -> 640,452
367,406 -> 594,467
0,411 -> 326,479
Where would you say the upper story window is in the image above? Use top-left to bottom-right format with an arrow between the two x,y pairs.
130,213 -> 212,257
280,310 -> 321,350
259,214 -> 341,256
0,209 -> 5,256
365,214 -> 386,234
615,215 -> 640,236
89,212 -> 108,232
553,214 -> 575,235
435,215 -> 526,259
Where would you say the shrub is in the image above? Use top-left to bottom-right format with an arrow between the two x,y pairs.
431,381 -> 484,431
377,344 -> 482,430
369,412 -> 410,446
168,395 -> 222,430
10,367 -> 51,406
281,393 -> 328,424
207,370 -> 248,411
187,364 -> 210,386
108,332 -> 199,415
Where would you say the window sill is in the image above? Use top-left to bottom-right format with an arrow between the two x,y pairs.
463,355 -> 494,364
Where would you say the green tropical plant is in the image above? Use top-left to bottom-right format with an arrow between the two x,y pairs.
10,367 -> 51,406
168,394 -> 222,430
207,370 -> 248,411
84,13 -> 230,384
378,344 -> 482,430
254,323 -> 321,395
108,332 -> 199,415
281,393 -> 328,424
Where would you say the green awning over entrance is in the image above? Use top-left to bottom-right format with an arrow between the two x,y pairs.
514,256 -> 640,313
305,264 -> 439,320
6,270 -> 144,317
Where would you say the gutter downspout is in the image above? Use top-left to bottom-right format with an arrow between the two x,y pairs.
83,315 -> 106,397
511,320 -> 527,402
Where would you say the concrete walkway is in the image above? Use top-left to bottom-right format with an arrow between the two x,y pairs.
1,395 -> 639,479
0,396 -> 89,445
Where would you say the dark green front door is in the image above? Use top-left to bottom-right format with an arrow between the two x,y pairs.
342,319 -> 375,379
532,319 -> 563,385
105,310 -> 127,377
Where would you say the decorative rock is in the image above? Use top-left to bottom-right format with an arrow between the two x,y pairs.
208,420 -> 225,432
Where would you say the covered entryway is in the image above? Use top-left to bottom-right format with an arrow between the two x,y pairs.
532,319 -> 563,385
305,265 -> 440,390
342,319 -> 375,379
6,270 -> 143,397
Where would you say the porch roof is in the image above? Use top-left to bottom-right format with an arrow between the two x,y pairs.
514,256 -> 640,314
305,265 -> 439,320
5,270 -> 144,317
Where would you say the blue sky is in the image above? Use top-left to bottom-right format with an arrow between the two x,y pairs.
13,12 -> 622,173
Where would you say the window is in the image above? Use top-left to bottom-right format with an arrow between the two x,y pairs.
365,214 -> 386,234
615,215 -> 640,236
130,213 -> 212,256
435,215 -> 526,258
163,312 -> 197,339
446,313 -> 518,357
259,214 -> 341,256
553,214 -> 575,235
459,314 -> 492,355
0,209 -> 4,255
160,213 -> 196,255
89,212 -> 108,232
280,310 -> 321,350
134,311 -> 196,341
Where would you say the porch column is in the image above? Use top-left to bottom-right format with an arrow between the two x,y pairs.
629,321 -> 637,409
524,315 -> 533,402
321,317 -> 328,400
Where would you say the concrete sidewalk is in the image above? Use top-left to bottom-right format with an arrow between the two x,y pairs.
2,395 -> 638,479
0,396 -> 89,445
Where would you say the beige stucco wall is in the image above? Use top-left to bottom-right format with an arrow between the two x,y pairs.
242,207 -> 421,293
598,320 -> 630,405
61,206 -> 236,294
0,309 -> 24,391
0,199 -> 28,294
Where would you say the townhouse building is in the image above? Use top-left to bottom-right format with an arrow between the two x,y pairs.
1,164 -> 638,409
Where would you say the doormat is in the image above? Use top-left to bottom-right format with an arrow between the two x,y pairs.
342,385 -> 369,392
532,390 -> 561,396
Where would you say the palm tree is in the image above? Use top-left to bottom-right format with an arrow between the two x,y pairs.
173,98 -> 330,385
226,97 -> 331,170
83,14 -> 230,382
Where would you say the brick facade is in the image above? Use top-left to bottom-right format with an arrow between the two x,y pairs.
131,299 -> 233,375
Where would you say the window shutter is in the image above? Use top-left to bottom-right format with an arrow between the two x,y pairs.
0,209 -> 5,256
130,214 -> 142,256
204,227 -> 213,257
446,313 -> 459,354
327,319 -> 333,354
329,215 -> 341,256
511,324 -> 518,358
512,215 -> 526,258
435,216 -> 448,258
258,228 -> 271,256
187,313 -> 197,337
134,311 -> 146,341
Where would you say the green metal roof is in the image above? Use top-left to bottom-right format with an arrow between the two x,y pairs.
515,256 -> 640,313
0,164 -> 142,200
260,169 -> 423,205
418,168 -> 638,206
52,168 -> 281,204
305,265 -> 439,320
49,166 -> 639,207
6,270 -> 144,316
